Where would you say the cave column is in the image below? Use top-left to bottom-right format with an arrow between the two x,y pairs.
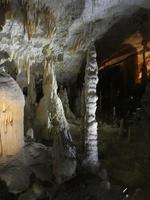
83,44 -> 99,171
0,72 -> 25,157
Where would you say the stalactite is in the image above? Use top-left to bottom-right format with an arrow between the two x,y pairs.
83,44 -> 99,172
0,0 -> 56,39
17,0 -> 56,39
26,20 -> 36,40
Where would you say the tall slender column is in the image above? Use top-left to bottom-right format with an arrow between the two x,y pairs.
83,44 -> 99,171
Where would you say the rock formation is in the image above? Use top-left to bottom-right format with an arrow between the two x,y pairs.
0,71 -> 25,156
47,61 -> 76,182
83,44 -> 99,171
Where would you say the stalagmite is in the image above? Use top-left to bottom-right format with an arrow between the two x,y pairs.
0,71 -> 25,156
45,61 -> 76,183
83,44 -> 99,171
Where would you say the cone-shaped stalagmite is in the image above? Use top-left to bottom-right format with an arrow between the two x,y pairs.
44,61 -> 76,182
0,71 -> 25,156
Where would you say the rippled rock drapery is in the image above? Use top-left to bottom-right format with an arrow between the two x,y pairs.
83,45 -> 99,171
0,71 -> 25,156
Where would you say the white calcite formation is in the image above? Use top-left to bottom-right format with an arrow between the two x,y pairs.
0,71 -> 25,156
83,44 -> 99,171
0,19 -> 48,85
47,62 -> 76,182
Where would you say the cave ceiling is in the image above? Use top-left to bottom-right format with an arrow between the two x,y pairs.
0,0 -> 150,84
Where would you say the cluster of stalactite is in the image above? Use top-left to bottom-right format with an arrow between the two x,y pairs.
0,0 -> 56,90
19,0 -> 56,39
0,0 -> 56,39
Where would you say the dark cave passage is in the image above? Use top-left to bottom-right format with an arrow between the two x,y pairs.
96,59 -> 144,123
94,8 -> 150,125
95,29 -> 150,124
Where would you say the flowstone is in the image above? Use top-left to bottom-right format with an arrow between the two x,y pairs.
0,71 -> 25,156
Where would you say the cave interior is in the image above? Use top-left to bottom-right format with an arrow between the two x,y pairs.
0,1 -> 150,200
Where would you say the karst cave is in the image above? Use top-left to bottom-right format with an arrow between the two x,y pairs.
0,0 -> 150,200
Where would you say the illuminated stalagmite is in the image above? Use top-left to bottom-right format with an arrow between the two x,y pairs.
0,71 -> 25,156
83,44 -> 99,171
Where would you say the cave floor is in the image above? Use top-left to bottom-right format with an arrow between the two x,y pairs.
52,174 -> 120,200
99,123 -> 150,200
